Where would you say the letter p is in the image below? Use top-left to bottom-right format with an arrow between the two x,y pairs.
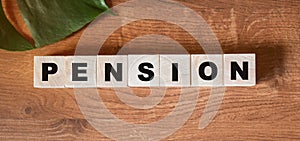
42,63 -> 58,81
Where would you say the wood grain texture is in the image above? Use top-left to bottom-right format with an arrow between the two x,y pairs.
0,0 -> 299,140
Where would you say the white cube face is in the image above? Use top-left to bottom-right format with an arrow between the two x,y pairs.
65,56 -> 97,88
160,55 -> 190,87
191,55 -> 223,86
97,56 -> 128,87
34,56 -> 65,88
128,55 -> 160,87
224,54 -> 256,86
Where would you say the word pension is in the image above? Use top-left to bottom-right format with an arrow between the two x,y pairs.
34,54 -> 256,88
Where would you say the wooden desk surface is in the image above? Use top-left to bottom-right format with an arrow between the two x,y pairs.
0,0 -> 299,140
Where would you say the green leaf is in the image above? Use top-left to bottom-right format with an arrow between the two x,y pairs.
0,0 -> 34,51
17,0 -> 109,47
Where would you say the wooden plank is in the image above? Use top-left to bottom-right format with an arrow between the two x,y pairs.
0,0 -> 299,140
1,119 -> 299,140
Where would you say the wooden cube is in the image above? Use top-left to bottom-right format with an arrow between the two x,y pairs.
34,56 -> 65,88
97,55 -> 128,87
128,55 -> 160,87
224,54 -> 256,86
191,55 -> 223,86
65,56 -> 97,88
160,55 -> 190,87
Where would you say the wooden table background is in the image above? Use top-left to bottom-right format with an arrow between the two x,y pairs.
0,0 -> 299,140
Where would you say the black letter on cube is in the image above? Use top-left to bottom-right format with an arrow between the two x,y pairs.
105,63 -> 123,82
199,62 -> 218,80
231,62 -> 249,80
138,63 -> 155,81
42,63 -> 58,81
72,63 -> 88,81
